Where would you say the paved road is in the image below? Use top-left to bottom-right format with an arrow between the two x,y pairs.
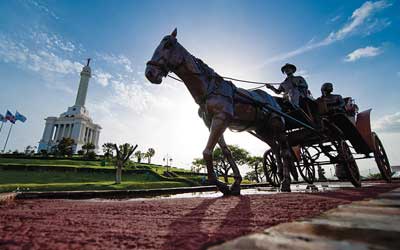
210,186 -> 400,250
0,182 -> 398,250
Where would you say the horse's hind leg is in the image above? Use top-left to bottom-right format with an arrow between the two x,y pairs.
203,114 -> 231,195
218,136 -> 242,195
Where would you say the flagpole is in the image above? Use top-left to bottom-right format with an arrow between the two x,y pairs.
2,123 -> 14,153
0,122 -> 3,134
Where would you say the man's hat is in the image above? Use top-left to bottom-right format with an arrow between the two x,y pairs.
281,63 -> 297,74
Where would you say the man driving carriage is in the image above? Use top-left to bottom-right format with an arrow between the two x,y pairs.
265,63 -> 309,107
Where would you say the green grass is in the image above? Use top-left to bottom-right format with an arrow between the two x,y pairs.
0,158 -> 110,168
0,158 -> 193,172
0,158 -> 252,193
0,170 -> 193,193
0,181 -> 189,193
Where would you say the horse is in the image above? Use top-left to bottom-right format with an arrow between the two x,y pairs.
145,28 -> 292,195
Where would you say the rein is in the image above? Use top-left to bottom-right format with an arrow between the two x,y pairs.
167,74 -> 273,92
167,73 -> 277,86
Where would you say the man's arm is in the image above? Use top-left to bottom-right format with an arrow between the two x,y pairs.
265,83 -> 283,94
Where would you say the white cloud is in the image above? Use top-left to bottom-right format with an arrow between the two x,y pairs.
0,33 -> 82,75
31,31 -> 76,52
110,80 -> 168,115
93,71 -> 113,87
373,112 -> 400,133
324,0 -> 391,43
344,46 -> 382,62
26,0 -> 59,20
28,50 -> 83,74
259,0 -> 391,66
97,53 -> 134,73
329,15 -> 342,23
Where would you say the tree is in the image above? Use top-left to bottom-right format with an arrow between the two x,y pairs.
113,143 -> 138,184
134,150 -> 143,163
247,156 -> 263,183
57,138 -> 74,157
82,142 -> 96,160
213,145 -> 250,183
145,148 -> 155,164
191,158 -> 205,173
102,143 -> 114,159
24,145 -> 36,155
82,142 -> 95,154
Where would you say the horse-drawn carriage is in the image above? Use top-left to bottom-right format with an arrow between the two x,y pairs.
146,29 -> 392,194
262,95 -> 392,188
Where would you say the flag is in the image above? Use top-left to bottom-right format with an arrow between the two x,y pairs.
0,113 -> 6,122
15,111 -> 27,123
5,110 -> 16,124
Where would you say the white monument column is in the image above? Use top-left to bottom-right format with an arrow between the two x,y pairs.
37,59 -> 101,154
41,117 -> 56,143
75,59 -> 92,107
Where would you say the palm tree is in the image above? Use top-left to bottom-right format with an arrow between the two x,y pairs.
134,150 -> 142,163
146,148 -> 155,164
113,143 -> 138,184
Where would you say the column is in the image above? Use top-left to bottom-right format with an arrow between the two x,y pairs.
78,124 -> 85,143
95,130 -> 100,148
55,124 -> 61,141
84,127 -> 89,143
51,125 -> 58,141
58,124 -> 65,140
69,124 -> 74,138
64,124 -> 69,138
88,129 -> 92,144
75,60 -> 91,107
40,118 -> 56,143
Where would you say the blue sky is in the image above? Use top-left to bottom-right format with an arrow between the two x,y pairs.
0,0 -> 399,175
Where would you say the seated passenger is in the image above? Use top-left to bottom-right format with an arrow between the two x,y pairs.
344,97 -> 359,123
318,82 -> 345,115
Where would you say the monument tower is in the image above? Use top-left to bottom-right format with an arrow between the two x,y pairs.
38,59 -> 101,153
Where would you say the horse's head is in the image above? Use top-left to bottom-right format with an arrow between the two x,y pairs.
145,28 -> 183,84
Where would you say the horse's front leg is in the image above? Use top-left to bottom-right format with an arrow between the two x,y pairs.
270,117 -> 292,192
203,113 -> 231,195
218,136 -> 242,195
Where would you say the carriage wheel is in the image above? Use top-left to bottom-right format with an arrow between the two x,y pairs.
297,147 -> 316,184
337,140 -> 361,187
372,133 -> 392,182
263,149 -> 281,187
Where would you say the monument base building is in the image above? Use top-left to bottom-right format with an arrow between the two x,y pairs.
38,59 -> 101,153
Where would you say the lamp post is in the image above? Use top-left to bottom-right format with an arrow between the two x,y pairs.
163,154 -> 173,173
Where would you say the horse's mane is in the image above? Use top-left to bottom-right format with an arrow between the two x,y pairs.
193,56 -> 222,80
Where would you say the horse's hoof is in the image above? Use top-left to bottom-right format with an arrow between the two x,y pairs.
280,185 -> 291,192
230,182 -> 241,196
230,187 -> 241,196
216,181 -> 231,195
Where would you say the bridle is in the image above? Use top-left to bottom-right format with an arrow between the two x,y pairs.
146,59 -> 170,77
